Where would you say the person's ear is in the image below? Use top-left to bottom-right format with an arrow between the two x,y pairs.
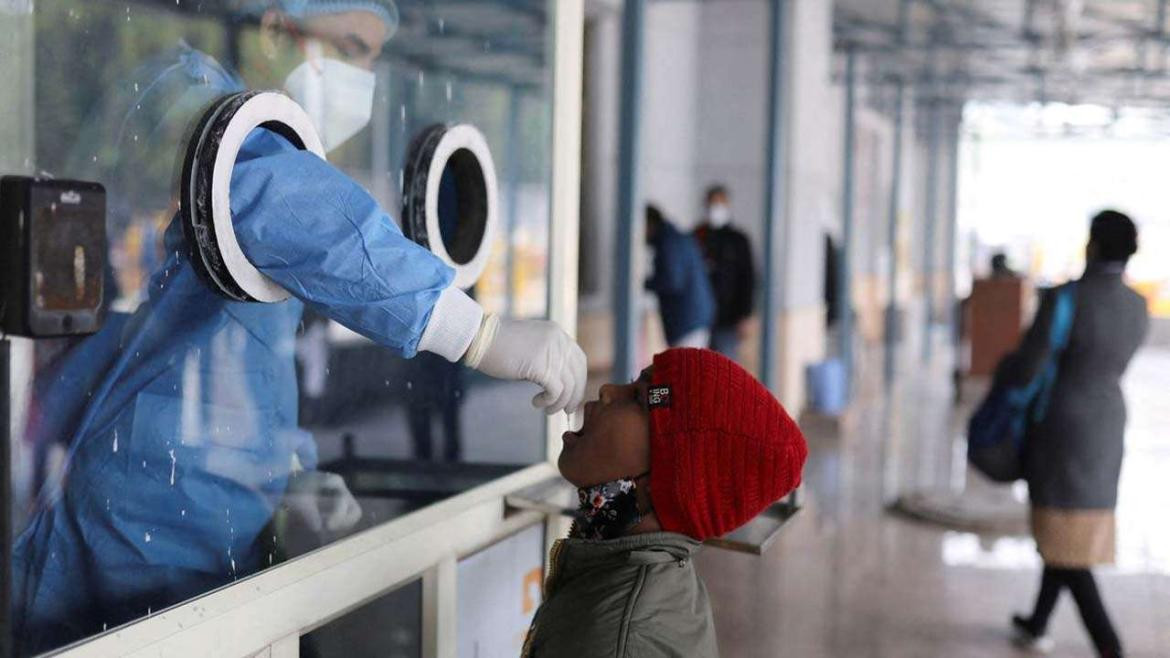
259,9 -> 294,60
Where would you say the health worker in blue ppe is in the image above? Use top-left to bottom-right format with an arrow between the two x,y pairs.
11,1 -> 586,654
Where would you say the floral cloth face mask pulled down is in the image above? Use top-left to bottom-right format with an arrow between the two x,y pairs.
571,472 -> 650,541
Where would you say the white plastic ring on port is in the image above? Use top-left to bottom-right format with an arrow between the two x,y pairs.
421,124 -> 499,290
208,92 -> 325,302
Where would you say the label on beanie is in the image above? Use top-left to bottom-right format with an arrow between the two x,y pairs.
648,385 -> 672,409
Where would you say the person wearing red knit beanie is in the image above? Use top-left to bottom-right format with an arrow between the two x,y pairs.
522,348 -> 808,658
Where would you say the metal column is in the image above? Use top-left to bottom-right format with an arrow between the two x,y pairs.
503,87 -> 523,317
838,48 -> 858,390
1,340 -> 10,658
760,0 -> 789,393
922,96 -> 941,362
613,0 -> 646,383
883,80 -> 906,384
884,0 -> 911,384
945,108 -> 961,347
1158,0 -> 1168,69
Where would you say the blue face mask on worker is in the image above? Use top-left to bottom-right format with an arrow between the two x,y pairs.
284,39 -> 376,152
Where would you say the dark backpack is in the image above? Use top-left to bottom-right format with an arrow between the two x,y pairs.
967,284 -> 1077,483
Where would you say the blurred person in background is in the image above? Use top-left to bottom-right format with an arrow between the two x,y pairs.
644,204 -> 716,349
693,184 -> 756,361
1006,210 -> 1149,658
990,251 -> 1019,279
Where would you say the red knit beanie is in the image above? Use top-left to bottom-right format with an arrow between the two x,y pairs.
647,348 -> 808,541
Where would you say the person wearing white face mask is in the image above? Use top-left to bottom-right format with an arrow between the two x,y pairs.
243,0 -> 586,411
282,39 -> 376,152
253,0 -> 389,152
693,184 -> 757,361
10,3 -> 587,652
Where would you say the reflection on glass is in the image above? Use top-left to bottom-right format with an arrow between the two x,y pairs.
5,1 -> 551,654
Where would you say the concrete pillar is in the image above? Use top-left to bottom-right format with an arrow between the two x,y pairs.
760,0 -> 790,393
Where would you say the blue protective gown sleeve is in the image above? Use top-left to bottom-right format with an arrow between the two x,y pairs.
231,128 -> 456,358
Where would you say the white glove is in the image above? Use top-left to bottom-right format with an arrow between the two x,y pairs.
284,470 -> 363,533
463,314 -> 588,415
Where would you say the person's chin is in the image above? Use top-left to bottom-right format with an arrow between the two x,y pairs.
556,454 -> 581,486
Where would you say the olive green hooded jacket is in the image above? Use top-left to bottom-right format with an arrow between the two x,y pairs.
521,532 -> 718,658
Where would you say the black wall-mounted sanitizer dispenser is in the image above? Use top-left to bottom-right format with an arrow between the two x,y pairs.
0,176 -> 107,337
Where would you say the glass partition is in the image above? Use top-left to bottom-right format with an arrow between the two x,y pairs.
301,578 -> 422,658
2,1 -> 553,654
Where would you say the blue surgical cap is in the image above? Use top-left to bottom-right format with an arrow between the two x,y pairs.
238,0 -> 399,40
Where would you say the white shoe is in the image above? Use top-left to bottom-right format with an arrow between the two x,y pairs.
1011,616 -> 1055,654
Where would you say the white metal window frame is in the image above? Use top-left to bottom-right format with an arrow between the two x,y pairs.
47,2 -> 584,656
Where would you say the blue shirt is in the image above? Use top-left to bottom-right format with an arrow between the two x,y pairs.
647,221 -> 716,344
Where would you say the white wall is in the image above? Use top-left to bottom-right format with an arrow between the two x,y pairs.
694,0 -> 769,244
578,0 -> 949,406
783,0 -> 842,312
641,2 -> 703,227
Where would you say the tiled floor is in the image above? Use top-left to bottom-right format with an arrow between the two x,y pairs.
698,346 -> 1170,657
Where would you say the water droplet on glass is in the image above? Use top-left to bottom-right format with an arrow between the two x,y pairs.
144,532 -> 152,543
134,82 -> 139,92
400,105 -> 406,122
418,71 -> 425,87
112,429 -> 119,453
169,449 -> 177,486
181,509 -> 187,517
446,82 -> 452,102
406,381 -> 413,390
